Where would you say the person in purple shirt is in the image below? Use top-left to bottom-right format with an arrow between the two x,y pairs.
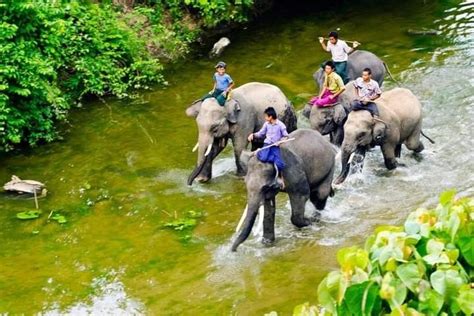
248,107 -> 288,188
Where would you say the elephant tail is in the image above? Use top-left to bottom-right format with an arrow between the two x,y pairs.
421,130 -> 435,144
281,101 -> 298,133
383,62 -> 401,86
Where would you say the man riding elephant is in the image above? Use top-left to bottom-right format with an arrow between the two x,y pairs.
318,31 -> 360,83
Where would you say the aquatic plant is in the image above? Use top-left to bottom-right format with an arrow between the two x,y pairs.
16,210 -> 42,220
294,191 -> 473,315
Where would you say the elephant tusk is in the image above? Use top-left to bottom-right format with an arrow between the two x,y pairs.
335,151 -> 341,161
204,143 -> 213,156
192,142 -> 199,152
253,204 -> 265,237
235,204 -> 248,232
348,152 -> 355,164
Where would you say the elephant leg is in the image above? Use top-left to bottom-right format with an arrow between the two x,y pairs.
262,198 -> 276,244
395,144 -> 402,158
289,193 -> 311,228
382,143 -> 398,170
405,128 -> 424,153
232,134 -> 249,176
313,171 -> 334,210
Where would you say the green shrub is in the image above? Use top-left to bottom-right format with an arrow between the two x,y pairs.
0,1 -> 164,151
310,191 -> 473,315
0,1 -> 259,152
183,0 -> 255,27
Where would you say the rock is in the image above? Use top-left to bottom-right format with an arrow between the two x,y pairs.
407,28 -> 440,36
3,175 -> 45,194
209,37 -> 231,58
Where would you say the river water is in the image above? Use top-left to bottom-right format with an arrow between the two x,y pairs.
0,0 -> 473,314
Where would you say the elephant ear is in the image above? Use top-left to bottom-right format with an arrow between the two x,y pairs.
185,99 -> 202,117
333,103 -> 347,125
280,146 -> 310,196
225,99 -> 240,124
372,120 -> 387,145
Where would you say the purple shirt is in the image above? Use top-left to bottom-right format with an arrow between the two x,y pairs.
254,120 -> 288,144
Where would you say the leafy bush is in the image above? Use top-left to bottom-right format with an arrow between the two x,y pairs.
0,1 -> 260,152
183,0 -> 255,27
0,1 -> 164,151
311,191 -> 473,315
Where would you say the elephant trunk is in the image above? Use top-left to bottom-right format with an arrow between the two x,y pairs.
231,199 -> 261,252
334,143 -> 356,184
187,134 -> 214,185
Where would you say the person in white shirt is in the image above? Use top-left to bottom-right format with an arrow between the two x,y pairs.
319,31 -> 359,83
351,68 -> 382,117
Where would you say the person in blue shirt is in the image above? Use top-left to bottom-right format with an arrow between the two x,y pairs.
248,107 -> 288,189
202,61 -> 234,106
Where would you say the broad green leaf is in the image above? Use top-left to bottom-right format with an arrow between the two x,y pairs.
342,281 -> 381,316
430,269 -> 464,302
337,246 -> 369,273
457,236 -> 474,266
457,285 -> 474,315
317,271 -> 343,313
396,263 -> 423,293
16,210 -> 42,220
426,239 -> 444,255
418,288 -> 444,315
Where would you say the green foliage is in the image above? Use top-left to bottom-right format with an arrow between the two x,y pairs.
162,210 -> 204,242
50,211 -> 67,224
183,0 -> 255,27
317,192 -> 474,315
0,1 -> 164,151
16,210 -> 42,220
0,1 -> 258,152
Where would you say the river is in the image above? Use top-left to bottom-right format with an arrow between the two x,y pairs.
0,0 -> 473,314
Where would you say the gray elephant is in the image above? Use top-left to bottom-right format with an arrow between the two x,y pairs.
186,82 -> 297,185
305,83 -> 356,146
313,50 -> 387,89
231,129 -> 336,252
334,87 -> 429,184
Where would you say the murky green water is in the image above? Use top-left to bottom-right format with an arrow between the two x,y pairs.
1,0 -> 473,314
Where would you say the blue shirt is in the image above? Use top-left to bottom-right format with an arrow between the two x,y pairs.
254,120 -> 288,144
214,73 -> 233,91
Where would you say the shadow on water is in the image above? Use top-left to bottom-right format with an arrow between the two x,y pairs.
0,0 -> 473,314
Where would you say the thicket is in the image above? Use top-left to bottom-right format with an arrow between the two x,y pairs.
0,0 -> 256,152
292,191 -> 474,316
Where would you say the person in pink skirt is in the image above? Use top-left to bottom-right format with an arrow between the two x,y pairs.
310,61 -> 346,107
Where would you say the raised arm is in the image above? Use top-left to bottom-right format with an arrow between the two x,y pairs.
319,37 -> 330,52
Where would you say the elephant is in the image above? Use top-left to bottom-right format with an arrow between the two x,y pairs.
231,129 -> 336,252
304,82 -> 356,146
313,50 -> 387,89
186,82 -> 297,185
334,87 -> 427,184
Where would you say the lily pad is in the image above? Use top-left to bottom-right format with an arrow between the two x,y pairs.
50,212 -> 67,224
16,210 -> 42,220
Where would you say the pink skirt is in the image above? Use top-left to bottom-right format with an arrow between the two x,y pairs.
310,90 -> 338,107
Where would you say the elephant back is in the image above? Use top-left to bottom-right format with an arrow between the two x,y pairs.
281,129 -> 335,182
377,88 -> 422,123
347,50 -> 385,86
233,82 -> 296,131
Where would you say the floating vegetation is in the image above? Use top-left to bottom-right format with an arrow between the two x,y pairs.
16,210 -> 42,220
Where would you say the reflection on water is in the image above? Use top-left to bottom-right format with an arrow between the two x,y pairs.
0,0 -> 473,314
